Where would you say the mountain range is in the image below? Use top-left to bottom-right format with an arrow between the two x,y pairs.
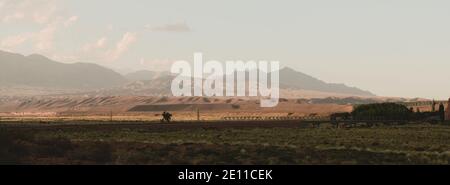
0,50 -> 126,89
0,50 -> 375,97
278,67 -> 374,96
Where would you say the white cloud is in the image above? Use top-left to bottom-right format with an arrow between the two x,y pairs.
1,12 -> 25,23
34,23 -> 57,51
0,23 -> 57,52
61,32 -> 137,63
0,0 -> 79,54
63,16 -> 78,27
105,32 -> 137,61
97,37 -> 107,48
32,5 -> 58,24
82,37 -> 108,52
0,1 -> 136,64
107,24 -> 114,31
0,0 -> 60,24
0,32 -> 32,49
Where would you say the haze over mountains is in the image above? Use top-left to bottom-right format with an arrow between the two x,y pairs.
0,50 -> 126,89
0,50 -> 374,97
124,70 -> 171,81
278,68 -> 374,96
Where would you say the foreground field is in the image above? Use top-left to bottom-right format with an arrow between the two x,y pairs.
1,121 -> 449,165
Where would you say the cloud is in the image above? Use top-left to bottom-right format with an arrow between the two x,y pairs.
105,32 -> 137,61
67,32 -> 137,63
1,12 -> 25,23
0,0 -> 80,54
0,1 -> 136,64
107,24 -> 114,31
34,23 -> 57,51
0,32 -> 32,49
82,37 -> 108,52
0,0 -> 60,24
32,4 -> 58,24
0,23 -> 58,52
63,16 -> 78,27
148,22 -> 191,32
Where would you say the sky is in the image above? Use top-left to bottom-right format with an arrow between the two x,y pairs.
0,0 -> 450,99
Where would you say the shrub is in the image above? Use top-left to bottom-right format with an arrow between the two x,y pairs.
0,129 -> 33,164
68,142 -> 113,164
352,103 -> 413,120
231,104 -> 240,109
34,137 -> 73,157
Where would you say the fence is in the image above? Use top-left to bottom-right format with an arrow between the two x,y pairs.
222,116 -> 328,121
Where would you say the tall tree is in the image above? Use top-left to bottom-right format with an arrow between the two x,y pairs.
438,103 -> 445,121
446,98 -> 450,121
432,100 -> 436,112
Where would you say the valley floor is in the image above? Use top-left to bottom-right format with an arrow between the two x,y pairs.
1,121 -> 449,165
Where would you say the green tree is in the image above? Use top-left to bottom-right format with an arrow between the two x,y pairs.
352,103 -> 413,121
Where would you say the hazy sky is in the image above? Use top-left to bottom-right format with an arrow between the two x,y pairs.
1,0 -> 450,99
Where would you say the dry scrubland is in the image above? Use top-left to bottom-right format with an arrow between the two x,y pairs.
0,112 -> 330,122
0,102 -> 351,122
1,122 -> 449,165
0,96 -> 353,118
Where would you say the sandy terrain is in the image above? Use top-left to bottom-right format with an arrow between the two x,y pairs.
0,95 -> 442,122
0,96 -> 354,121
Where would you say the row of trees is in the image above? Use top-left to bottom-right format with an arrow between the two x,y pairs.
351,103 -> 413,121
350,103 -> 446,122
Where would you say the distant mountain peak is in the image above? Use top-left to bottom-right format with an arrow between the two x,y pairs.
25,54 -> 54,64
277,66 -> 375,97
27,53 -> 48,59
0,51 -> 127,89
0,50 -> 375,97
0,50 -> 24,58
279,67 -> 297,73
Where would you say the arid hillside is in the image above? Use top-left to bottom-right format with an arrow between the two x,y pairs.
0,96 -> 353,116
